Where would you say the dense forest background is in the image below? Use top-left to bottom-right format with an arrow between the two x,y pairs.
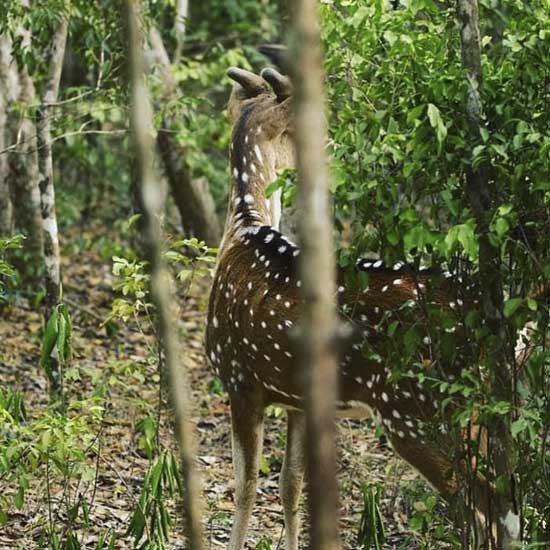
0,0 -> 549,549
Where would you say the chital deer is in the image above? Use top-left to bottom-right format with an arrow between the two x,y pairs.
205,67 -> 520,550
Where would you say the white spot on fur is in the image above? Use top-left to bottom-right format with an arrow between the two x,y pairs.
254,144 -> 263,163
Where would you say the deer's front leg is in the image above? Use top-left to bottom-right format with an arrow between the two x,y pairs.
228,390 -> 265,550
280,411 -> 307,550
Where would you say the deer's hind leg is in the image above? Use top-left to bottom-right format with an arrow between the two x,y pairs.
228,389 -> 265,550
280,411 -> 307,550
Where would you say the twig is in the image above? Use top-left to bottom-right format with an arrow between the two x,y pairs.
63,296 -> 106,322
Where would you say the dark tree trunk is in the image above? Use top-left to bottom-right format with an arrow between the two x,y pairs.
457,1 -> 517,547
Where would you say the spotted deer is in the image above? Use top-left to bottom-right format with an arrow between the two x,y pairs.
205,67 -> 520,550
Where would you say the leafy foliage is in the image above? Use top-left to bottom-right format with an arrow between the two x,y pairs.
127,451 -> 182,550
321,0 -> 550,542
357,483 -> 385,549
0,235 -> 24,303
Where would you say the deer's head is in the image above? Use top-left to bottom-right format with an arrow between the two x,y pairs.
224,67 -> 294,231
227,67 -> 294,174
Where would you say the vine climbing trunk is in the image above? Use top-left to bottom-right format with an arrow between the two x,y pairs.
126,1 -> 205,548
457,1 -> 517,547
36,0 -> 70,393
290,2 -> 342,550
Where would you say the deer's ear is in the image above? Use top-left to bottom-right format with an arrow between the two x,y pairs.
261,68 -> 292,100
258,44 -> 289,74
227,68 -> 268,97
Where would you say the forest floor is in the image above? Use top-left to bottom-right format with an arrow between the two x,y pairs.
0,226 -> 450,550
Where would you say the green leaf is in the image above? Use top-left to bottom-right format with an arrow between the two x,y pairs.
427,103 -> 447,147
40,310 -> 59,370
427,103 -> 440,128
259,456 -> 270,475
387,321 -> 399,337
57,313 -> 67,364
511,417 -> 527,438
495,475 -> 510,495
473,144 -> 486,158
503,298 -> 523,318
14,487 -> 24,510
265,179 -> 283,198
350,6 -> 370,28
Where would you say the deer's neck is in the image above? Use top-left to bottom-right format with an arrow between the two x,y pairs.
222,123 -> 281,249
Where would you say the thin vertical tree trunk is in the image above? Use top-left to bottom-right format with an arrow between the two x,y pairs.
0,36 -> 14,236
457,1 -> 516,547
173,0 -> 188,63
126,2 -> 205,548
290,2 -> 341,550
36,0 -> 70,324
35,1 -> 70,398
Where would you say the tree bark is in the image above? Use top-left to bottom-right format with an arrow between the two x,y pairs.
173,0 -> 189,63
10,67 -> 45,280
36,0 -> 70,324
0,36 -> 14,235
457,1 -> 516,547
147,27 -> 221,247
126,2 -> 205,548
290,2 -> 341,550
3,11 -> 44,281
